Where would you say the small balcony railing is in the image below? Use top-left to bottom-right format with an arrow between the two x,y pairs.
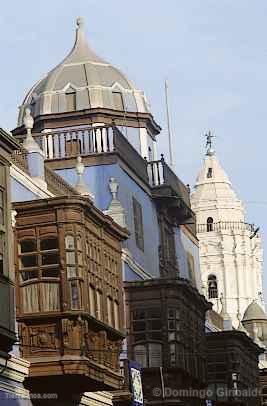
147,155 -> 191,208
197,221 -> 255,234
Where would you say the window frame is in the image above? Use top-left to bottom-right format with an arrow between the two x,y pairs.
132,197 -> 144,252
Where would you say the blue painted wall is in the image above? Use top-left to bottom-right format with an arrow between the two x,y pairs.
11,179 -> 38,202
56,163 -> 160,279
123,263 -> 143,281
175,227 -> 202,290
0,388 -> 32,405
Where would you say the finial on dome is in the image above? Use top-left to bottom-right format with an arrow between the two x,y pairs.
76,17 -> 85,29
205,131 -> 215,156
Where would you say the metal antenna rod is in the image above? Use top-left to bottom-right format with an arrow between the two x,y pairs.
165,80 -> 174,168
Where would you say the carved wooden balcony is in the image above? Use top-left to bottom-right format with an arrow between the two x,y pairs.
124,278 -> 211,405
13,196 -> 128,394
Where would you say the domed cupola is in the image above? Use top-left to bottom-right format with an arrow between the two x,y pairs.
242,300 -> 267,348
15,17 -> 160,143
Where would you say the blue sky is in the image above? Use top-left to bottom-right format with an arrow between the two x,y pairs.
1,0 -> 267,300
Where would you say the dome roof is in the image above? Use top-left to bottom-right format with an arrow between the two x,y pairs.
17,18 -> 150,126
242,300 -> 267,322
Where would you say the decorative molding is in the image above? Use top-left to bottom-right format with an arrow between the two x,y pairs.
0,354 -> 29,385
81,391 -> 113,406
10,164 -> 54,199
122,248 -> 152,280
0,381 -> 30,399
105,178 -> 127,228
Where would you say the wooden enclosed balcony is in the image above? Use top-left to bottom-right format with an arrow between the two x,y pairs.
14,196 -> 128,394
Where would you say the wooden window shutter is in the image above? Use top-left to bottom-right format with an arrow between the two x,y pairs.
132,197 -> 144,251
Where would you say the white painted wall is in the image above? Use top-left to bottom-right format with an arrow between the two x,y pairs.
191,152 -> 263,327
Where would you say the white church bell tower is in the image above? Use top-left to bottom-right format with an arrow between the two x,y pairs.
191,134 -> 264,327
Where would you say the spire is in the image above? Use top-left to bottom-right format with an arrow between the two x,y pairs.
75,156 -> 94,200
64,17 -> 106,65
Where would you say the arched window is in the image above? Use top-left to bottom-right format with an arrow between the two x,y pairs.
208,275 -> 218,299
207,167 -> 213,178
207,217 -> 214,232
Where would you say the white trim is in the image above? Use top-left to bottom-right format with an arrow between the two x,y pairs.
80,392 -> 113,406
0,354 -> 29,386
11,164 -> 54,199
122,248 -> 152,280
0,381 -> 30,398
139,128 -> 148,158
62,82 -> 80,92
205,320 -> 221,332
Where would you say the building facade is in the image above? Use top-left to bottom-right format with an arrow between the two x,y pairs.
0,16 -> 263,406
8,17 -> 211,405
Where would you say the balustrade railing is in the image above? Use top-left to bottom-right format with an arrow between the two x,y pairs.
197,221 -> 255,234
44,166 -> 77,196
14,125 -> 190,206
11,147 -> 29,174
147,155 -> 190,207
32,125 -> 115,160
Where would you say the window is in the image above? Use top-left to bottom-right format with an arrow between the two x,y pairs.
134,344 -> 147,368
96,289 -> 102,320
66,88 -> 76,111
65,138 -> 81,157
112,92 -> 124,111
107,296 -> 113,326
207,217 -> 214,232
167,308 -> 180,345
148,343 -> 162,367
207,167 -> 213,178
65,235 -> 82,309
133,343 -> 162,368
18,234 -> 60,313
114,300 -> 120,330
133,308 -> 161,342
65,235 -> 76,278
208,275 -> 218,299
89,284 -> 96,317
169,343 -> 176,366
132,197 -> 144,251
187,252 -> 195,286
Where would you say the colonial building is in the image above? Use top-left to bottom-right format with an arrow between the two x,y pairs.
191,139 -> 263,328
0,16 -> 263,406
0,129 -> 30,404
8,16 -> 211,405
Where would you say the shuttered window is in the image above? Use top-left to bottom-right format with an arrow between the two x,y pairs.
132,197 -> 144,251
